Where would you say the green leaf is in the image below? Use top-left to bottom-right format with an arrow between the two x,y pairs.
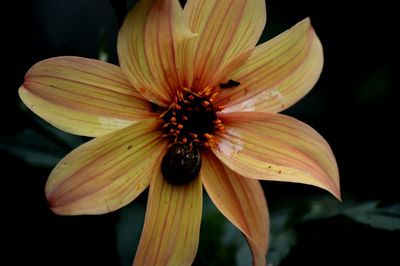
115,201 -> 146,266
343,201 -> 400,231
0,117 -> 84,167
196,195 -> 238,266
0,129 -> 67,167
267,209 -> 297,266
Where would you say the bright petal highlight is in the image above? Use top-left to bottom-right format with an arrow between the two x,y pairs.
118,0 -> 195,106
134,167 -> 202,265
216,18 -> 323,113
213,112 -> 340,199
202,151 -> 269,266
19,56 -> 155,137
46,119 -> 166,215
183,0 -> 266,89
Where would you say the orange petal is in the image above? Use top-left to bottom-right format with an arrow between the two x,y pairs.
117,0 -> 195,106
19,56 -> 156,137
134,167 -> 202,265
46,118 -> 166,215
183,0 -> 266,89
202,150 -> 269,266
215,18 -> 323,113
213,112 -> 340,199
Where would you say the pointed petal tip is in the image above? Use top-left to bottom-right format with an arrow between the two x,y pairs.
201,151 -> 268,266
332,185 -> 342,202
321,180 -> 341,201
43,119 -> 164,216
215,16 -> 323,113
214,112 -> 340,203
19,56 -> 155,137
46,193 -> 80,216
47,202 -> 70,216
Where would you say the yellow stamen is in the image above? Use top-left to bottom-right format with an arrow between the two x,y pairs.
215,105 -> 225,111
211,92 -> 219,100
202,101 -> 210,107
216,125 -> 225,131
201,86 -> 213,96
203,133 -> 213,139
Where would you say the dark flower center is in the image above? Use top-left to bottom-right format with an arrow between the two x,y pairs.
160,87 -> 224,185
160,87 -> 224,147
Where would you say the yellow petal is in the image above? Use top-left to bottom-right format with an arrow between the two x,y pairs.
202,151 -> 269,266
213,112 -> 340,199
134,167 -> 202,265
19,56 -> 156,137
46,118 -> 166,215
118,0 -> 194,106
215,18 -> 323,113
183,0 -> 266,89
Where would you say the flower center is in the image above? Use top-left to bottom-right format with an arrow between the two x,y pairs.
160,87 -> 224,185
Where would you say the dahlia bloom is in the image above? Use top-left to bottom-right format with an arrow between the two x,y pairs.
18,0 -> 340,265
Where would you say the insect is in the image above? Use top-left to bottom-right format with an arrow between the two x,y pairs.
161,143 -> 202,185
219,79 -> 240,89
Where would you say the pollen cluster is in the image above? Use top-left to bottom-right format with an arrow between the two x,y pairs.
160,87 -> 225,148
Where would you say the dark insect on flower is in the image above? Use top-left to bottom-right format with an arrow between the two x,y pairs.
219,79 -> 241,88
161,143 -> 201,185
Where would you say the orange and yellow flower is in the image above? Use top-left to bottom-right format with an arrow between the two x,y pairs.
18,0 -> 340,265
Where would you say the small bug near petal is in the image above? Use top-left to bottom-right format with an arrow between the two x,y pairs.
161,143 -> 201,185
219,79 -> 240,89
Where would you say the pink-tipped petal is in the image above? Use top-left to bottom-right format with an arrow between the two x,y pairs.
183,0 -> 266,89
215,18 -> 323,113
134,169 -> 202,265
46,118 -> 166,215
19,56 -> 155,137
118,0 -> 195,106
213,112 -> 340,199
202,151 -> 269,266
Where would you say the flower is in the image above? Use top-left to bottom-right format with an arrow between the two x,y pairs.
18,0 -> 340,265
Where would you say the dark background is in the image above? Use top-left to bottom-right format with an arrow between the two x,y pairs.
1,0 -> 398,265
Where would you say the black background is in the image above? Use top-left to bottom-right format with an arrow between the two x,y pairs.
1,0 -> 398,265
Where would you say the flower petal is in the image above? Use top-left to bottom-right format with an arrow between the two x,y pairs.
118,0 -> 195,106
215,18 -> 323,113
213,112 -> 340,199
46,118 -> 166,215
183,0 -> 266,89
202,151 -> 269,266
134,169 -> 202,265
19,56 -> 156,137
